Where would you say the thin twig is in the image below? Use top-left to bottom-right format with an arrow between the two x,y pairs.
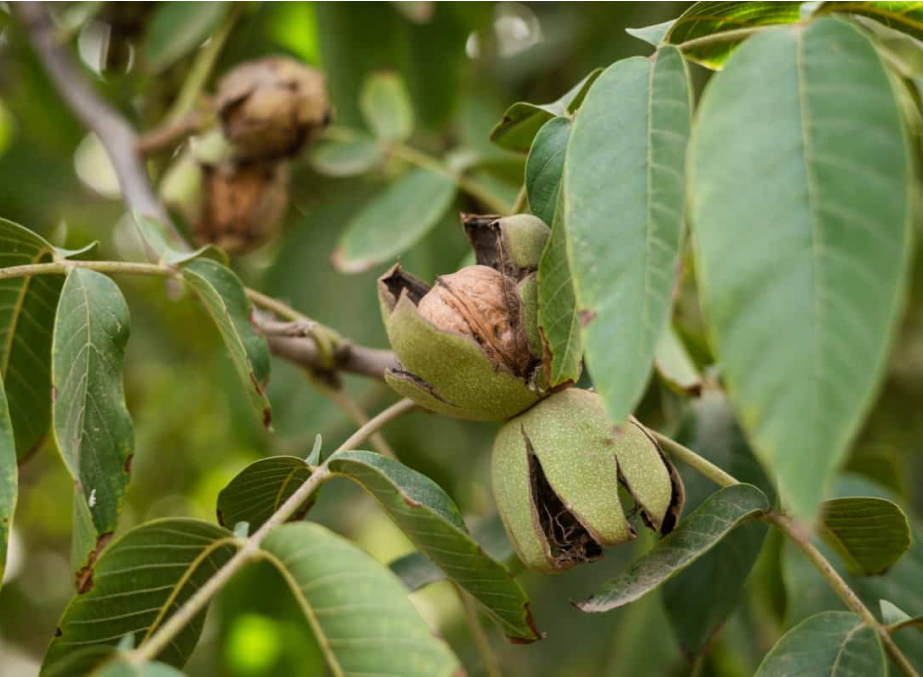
767,513 -> 919,677
267,335 -> 397,382
310,378 -> 398,459
645,426 -> 739,488
163,5 -> 240,124
130,398 -> 418,665
136,112 -> 207,156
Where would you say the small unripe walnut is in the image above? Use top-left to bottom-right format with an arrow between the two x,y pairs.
194,161 -> 289,254
216,57 -> 332,160
417,266 -> 529,377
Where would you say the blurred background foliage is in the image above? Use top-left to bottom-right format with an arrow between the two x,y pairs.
1,2 -> 922,676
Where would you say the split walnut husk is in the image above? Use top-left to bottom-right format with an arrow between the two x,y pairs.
378,214 -> 551,421
491,389 -> 685,574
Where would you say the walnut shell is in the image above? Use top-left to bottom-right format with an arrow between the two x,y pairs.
216,57 -> 332,160
194,160 -> 289,254
417,265 -> 530,377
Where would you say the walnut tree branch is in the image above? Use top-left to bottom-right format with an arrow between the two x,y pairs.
266,335 -> 397,382
13,2 -> 184,249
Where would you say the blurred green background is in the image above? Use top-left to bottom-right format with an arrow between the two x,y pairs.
2,2 -> 922,676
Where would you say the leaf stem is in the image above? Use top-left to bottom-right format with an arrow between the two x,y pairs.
676,26 -> 772,54
455,584 -> 503,677
767,512 -> 919,677
130,398 -> 418,665
163,4 -> 241,124
646,427 -> 739,487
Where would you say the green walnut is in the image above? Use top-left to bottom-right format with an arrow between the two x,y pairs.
492,389 -> 685,573
378,214 -> 551,421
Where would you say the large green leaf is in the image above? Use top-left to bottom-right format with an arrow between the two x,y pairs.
578,483 -> 770,613
52,269 -> 134,585
327,450 -> 540,642
143,2 -> 229,73
564,46 -> 691,426
42,519 -> 238,674
629,2 -> 802,69
0,219 -> 67,458
490,69 -> 602,152
688,18 -> 912,521
662,393 -> 774,657
525,117 -> 570,227
216,456 -> 314,532
819,2 -> 923,42
332,168 -> 456,273
259,522 -> 459,676
820,497 -> 911,576
359,72 -> 415,142
755,611 -> 885,676
0,376 -> 15,590
181,258 -> 272,428
537,187 -> 582,387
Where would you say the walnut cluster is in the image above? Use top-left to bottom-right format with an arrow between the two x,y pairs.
416,265 -> 530,377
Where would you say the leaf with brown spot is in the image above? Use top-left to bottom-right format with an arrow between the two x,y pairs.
43,519 -> 238,673
181,259 -> 272,428
52,269 -> 134,582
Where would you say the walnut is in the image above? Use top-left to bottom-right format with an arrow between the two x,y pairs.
416,265 -> 530,376
216,57 -> 332,160
194,160 -> 289,254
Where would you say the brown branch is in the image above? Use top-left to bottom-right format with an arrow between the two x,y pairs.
136,111 -> 208,156
13,2 -> 185,249
267,336 -> 397,382
15,1 -> 394,386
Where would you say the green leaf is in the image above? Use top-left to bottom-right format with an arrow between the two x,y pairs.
130,214 -> 221,268
143,2 -> 229,73
654,326 -> 702,394
662,393 -> 774,656
819,1 -> 923,42
537,190 -> 582,387
389,514 -> 519,591
259,522 -> 460,676
688,18 -> 913,521
309,134 -> 386,177
782,474 -> 923,669
490,69 -> 602,152
577,484 -> 770,613
755,611 -> 886,676
663,2 -> 802,69
359,72 -> 415,142
52,269 -> 134,584
525,117 -> 570,227
881,600 -> 923,634
819,497 -> 911,576
327,450 -> 540,642
216,456 -> 314,532
0,219 -> 67,458
564,46 -> 691,426
0,376 -> 15,591
42,519 -> 238,673
626,20 -> 676,47
332,167 -> 456,273
181,259 -> 272,428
